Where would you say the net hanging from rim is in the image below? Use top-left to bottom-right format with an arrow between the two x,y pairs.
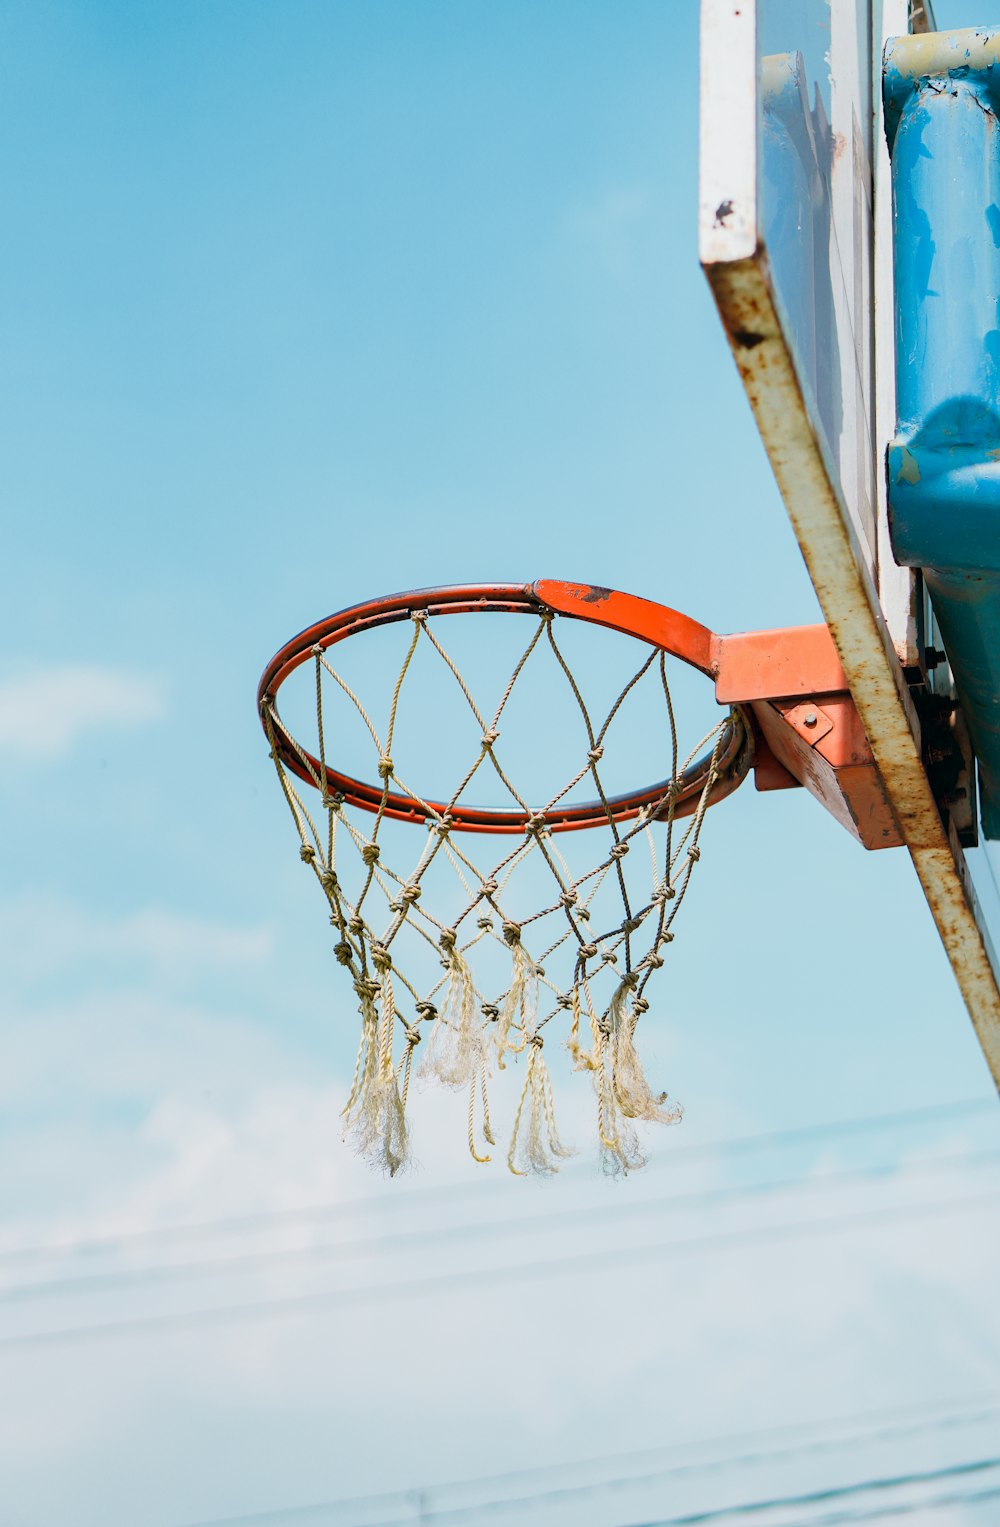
259,586 -> 748,1177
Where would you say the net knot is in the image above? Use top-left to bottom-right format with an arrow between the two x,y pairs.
646,952 -> 665,970
400,882 -> 421,905
411,609 -> 428,624
377,755 -> 394,780
529,1033 -> 544,1049
405,1025 -> 422,1047
502,921 -> 522,947
361,844 -> 381,866
334,941 -> 353,966
476,916 -> 493,931
311,643 -> 324,657
525,813 -> 546,835
596,1019 -> 612,1039
430,813 -> 453,837
653,885 -> 676,905
439,929 -> 458,951
587,745 -> 604,764
481,729 -> 500,750
688,846 -> 701,862
299,845 -> 316,864
321,869 -> 339,892
348,915 -> 365,936
371,944 -> 392,973
355,977 -> 379,1000
557,994 -> 573,1010
322,794 -> 343,813
580,942 -> 598,961
559,890 -> 578,909
483,877 -> 499,897
481,1002 -> 500,1020
415,1000 -> 438,1019
576,906 -> 591,922
634,997 -> 650,1015
609,843 -> 629,861
622,915 -> 642,934
621,971 -> 639,991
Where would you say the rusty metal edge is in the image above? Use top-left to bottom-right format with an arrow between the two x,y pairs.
909,1 -> 937,36
703,250 -> 1000,1087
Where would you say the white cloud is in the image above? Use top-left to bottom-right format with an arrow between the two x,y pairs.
1,899 -> 998,1526
0,664 -> 165,757
1,1047 -> 998,1527
0,895 -> 273,994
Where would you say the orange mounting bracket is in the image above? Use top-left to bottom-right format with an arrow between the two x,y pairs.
533,581 -> 903,850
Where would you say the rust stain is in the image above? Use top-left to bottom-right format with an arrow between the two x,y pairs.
568,583 -> 612,605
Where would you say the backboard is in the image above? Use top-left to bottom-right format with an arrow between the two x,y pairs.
699,0 -> 1000,1086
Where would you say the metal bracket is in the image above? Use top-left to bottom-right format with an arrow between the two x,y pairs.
713,626 -> 902,849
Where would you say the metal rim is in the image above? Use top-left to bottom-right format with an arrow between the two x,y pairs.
258,581 -> 753,833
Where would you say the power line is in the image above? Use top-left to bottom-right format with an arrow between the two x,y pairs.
619,1457 -> 1000,1527
173,1404 -> 1000,1527
0,1096 -> 994,1268
5,1184 -> 999,1352
777,1481 -> 1000,1524
6,1146 -> 1000,1305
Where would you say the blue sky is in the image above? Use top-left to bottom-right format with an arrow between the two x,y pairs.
3,2 -> 1000,1524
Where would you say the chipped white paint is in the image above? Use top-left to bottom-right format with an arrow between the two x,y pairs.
699,0 -> 757,266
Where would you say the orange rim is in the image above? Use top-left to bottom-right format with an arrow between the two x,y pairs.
257,581 -> 753,833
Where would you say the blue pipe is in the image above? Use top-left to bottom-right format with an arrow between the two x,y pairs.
884,28 -> 1000,837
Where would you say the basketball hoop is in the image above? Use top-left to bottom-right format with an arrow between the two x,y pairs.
258,580 -> 757,1177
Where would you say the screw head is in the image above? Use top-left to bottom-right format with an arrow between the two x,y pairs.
803,711 -> 818,728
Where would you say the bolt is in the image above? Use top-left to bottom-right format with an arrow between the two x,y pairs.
803,711 -> 818,728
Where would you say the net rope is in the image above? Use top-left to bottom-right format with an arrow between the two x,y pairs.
262,608 -> 742,1177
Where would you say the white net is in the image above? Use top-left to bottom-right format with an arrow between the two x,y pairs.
261,602 -> 746,1176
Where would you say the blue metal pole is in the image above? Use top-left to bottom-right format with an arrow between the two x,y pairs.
885,28 -> 1000,837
